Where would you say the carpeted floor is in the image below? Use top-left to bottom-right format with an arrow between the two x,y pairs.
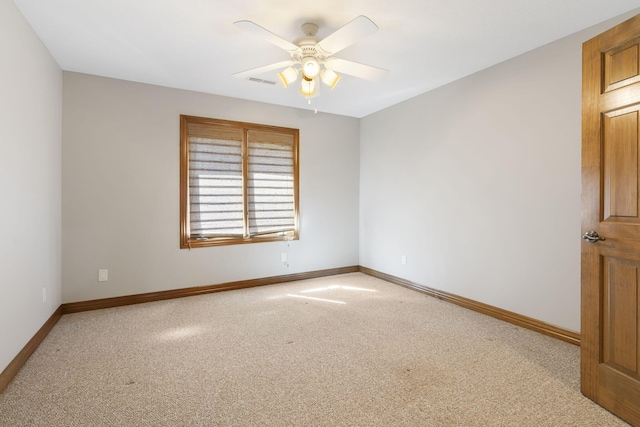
0,273 -> 630,426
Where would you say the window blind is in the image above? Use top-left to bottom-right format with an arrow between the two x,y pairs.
188,124 -> 244,237
247,130 -> 295,236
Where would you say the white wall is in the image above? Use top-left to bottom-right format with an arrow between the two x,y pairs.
62,73 -> 360,303
359,10 -> 640,333
0,0 -> 62,373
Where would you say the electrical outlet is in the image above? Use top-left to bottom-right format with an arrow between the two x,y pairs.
42,288 -> 46,303
98,269 -> 108,282
401,255 -> 407,265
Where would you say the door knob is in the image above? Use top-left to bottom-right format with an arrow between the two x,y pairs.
582,230 -> 605,243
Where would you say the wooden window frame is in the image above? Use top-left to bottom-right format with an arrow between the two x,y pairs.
180,115 -> 299,248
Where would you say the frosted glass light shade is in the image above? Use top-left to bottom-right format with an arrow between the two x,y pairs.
300,76 -> 316,97
301,57 -> 320,79
277,67 -> 298,88
321,69 -> 341,89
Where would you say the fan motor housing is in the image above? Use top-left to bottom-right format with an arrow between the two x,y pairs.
293,35 -> 324,64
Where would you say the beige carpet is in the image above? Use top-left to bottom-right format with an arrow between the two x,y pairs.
0,273 -> 629,426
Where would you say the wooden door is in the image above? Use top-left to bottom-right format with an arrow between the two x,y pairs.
582,13 -> 640,427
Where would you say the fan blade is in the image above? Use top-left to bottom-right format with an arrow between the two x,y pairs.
234,20 -> 300,53
327,58 -> 389,82
316,16 -> 378,55
232,60 -> 295,79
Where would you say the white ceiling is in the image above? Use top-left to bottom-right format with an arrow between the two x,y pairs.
13,0 -> 640,118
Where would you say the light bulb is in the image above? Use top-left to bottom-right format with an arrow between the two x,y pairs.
301,57 -> 320,79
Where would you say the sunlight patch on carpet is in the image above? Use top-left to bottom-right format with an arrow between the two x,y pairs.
156,326 -> 206,341
299,284 -> 378,294
286,294 -> 347,304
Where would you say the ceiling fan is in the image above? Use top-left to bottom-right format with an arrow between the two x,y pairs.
233,16 -> 389,99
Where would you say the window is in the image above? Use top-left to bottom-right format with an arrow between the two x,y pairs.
180,115 -> 299,248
